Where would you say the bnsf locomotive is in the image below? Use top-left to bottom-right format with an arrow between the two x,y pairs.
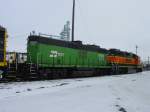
0,26 -> 142,80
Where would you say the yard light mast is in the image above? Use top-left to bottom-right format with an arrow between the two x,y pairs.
72,0 -> 75,42
136,45 -> 138,55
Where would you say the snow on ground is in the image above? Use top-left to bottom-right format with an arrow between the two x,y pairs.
0,71 -> 150,112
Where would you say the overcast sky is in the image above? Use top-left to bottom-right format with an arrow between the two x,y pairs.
0,0 -> 150,61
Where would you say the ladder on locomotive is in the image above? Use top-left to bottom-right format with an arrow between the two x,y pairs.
7,56 -> 18,78
28,52 -> 37,76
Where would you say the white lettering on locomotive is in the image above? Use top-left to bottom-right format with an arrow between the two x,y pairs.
49,50 -> 64,58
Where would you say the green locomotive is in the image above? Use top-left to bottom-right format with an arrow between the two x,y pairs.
27,35 -> 111,78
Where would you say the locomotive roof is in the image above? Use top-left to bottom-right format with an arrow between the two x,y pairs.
0,25 -> 6,31
28,35 -> 108,53
109,49 -> 138,57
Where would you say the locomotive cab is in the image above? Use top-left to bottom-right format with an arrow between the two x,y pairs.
0,26 -> 7,79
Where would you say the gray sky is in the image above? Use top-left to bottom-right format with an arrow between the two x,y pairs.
0,0 -> 150,61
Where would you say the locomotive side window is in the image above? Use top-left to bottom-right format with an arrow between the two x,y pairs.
29,41 -> 37,45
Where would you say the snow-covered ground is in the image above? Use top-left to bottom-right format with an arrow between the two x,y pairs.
0,71 -> 150,112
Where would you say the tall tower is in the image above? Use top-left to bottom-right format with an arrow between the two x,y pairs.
60,21 -> 71,41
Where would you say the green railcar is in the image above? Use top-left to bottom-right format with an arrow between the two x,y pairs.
27,36 -> 109,69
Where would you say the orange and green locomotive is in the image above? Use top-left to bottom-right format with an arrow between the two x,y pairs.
26,35 -> 142,79
0,27 -> 143,80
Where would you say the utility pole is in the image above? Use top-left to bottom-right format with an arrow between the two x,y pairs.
72,0 -> 75,42
148,56 -> 150,65
136,45 -> 138,55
